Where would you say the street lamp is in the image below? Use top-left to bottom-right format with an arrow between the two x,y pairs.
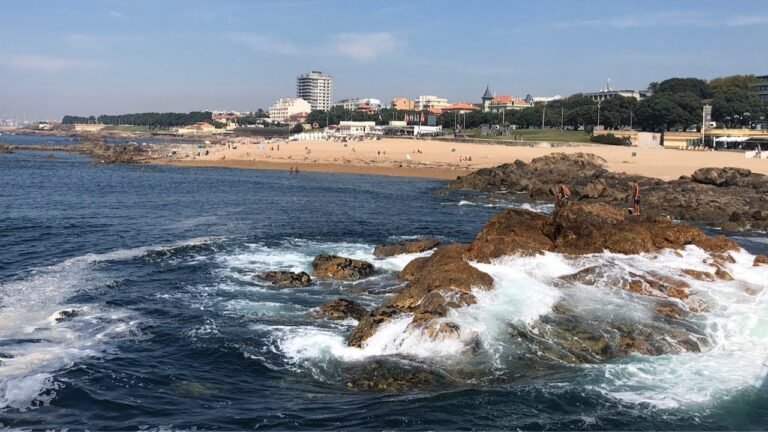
725,116 -> 731,128
597,99 -> 602,128
744,112 -> 751,129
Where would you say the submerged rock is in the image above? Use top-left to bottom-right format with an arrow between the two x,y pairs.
258,271 -> 312,287
311,254 -> 374,280
373,238 -> 439,257
315,298 -> 367,321
754,254 -> 768,266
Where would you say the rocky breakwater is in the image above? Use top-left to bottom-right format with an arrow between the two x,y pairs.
347,202 -> 744,364
447,152 -> 768,231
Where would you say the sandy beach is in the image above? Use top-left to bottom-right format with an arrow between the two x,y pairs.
156,137 -> 768,180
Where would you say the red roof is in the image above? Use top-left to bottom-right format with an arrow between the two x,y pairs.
443,102 -> 480,111
492,95 -> 513,103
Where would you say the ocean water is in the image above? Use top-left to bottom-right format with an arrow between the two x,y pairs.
1,148 -> 767,430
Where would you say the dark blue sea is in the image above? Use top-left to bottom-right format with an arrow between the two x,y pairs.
1,139 -> 767,430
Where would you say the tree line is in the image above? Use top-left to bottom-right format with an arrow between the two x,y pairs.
62,111 -> 214,128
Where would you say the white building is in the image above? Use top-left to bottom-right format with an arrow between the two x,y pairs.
268,98 -> 312,123
338,121 -> 375,135
297,71 -> 333,111
334,98 -> 382,111
413,95 -> 449,111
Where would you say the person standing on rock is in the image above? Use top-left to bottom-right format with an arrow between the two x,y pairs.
631,182 -> 641,215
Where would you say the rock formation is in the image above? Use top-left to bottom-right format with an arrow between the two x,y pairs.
258,271 -> 312,287
447,153 -> 768,231
347,201 -> 742,363
373,238 -> 440,257
315,298 -> 367,321
312,254 -> 375,280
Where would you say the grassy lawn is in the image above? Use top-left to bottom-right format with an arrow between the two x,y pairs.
464,129 -> 592,143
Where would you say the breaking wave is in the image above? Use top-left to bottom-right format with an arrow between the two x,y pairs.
0,238 -> 216,412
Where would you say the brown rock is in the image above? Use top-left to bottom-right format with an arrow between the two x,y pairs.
754,254 -> 768,266
682,269 -> 716,282
311,254 -> 374,280
693,236 -> 740,253
465,209 -> 552,262
714,266 -> 734,281
258,271 -> 311,287
315,298 -> 367,321
373,238 -> 440,257
348,244 -> 493,348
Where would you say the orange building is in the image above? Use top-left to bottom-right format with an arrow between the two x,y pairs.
391,97 -> 414,111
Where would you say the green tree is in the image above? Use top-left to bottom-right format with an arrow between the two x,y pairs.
657,77 -> 710,99
290,123 -> 304,134
708,75 -> 756,95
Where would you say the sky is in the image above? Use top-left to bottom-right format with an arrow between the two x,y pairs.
1,0 -> 766,120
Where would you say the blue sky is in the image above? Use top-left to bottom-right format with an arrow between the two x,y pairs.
1,0 -> 766,120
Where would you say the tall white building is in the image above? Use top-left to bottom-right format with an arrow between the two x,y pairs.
296,71 -> 333,111
268,98 -> 312,123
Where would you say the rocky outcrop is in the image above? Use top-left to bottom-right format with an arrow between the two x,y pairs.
347,200 -> 743,363
348,244 -> 492,347
464,202 -> 738,261
312,254 -> 374,280
373,238 -> 440,257
755,254 -> 768,266
447,153 -> 768,231
315,298 -> 367,321
258,271 -> 311,287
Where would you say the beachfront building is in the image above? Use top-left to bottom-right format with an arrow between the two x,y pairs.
334,98 -> 382,112
442,102 -> 480,114
176,122 -> 217,135
268,98 -> 312,123
74,123 -> 106,132
337,121 -> 375,136
413,95 -> 449,112
391,97 -> 414,111
296,71 -> 333,111
488,96 -> 533,112
751,75 -> 768,101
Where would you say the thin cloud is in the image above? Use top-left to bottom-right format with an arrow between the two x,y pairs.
226,31 -> 403,62
108,10 -> 125,19
330,32 -> 401,62
225,32 -> 301,56
551,11 -> 768,29
6,55 -> 107,72
726,15 -> 768,26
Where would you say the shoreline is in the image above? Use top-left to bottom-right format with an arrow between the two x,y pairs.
155,158 -> 471,179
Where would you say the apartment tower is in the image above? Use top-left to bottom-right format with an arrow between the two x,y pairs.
296,71 -> 333,111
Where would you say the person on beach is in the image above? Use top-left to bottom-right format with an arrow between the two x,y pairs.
289,166 -> 294,174
631,182 -> 641,215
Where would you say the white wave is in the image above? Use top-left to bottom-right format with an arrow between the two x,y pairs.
271,241 -> 768,409
218,239 -> 426,279
454,200 -> 554,213
275,253 -> 570,364
0,238 -> 212,412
